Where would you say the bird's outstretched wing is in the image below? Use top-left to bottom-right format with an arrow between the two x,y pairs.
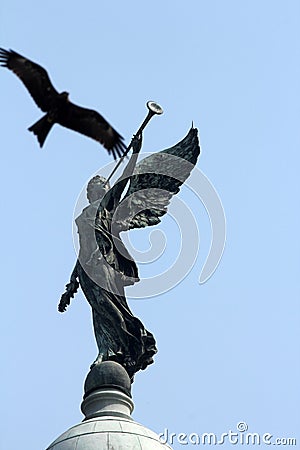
0,48 -> 127,158
59,101 -> 127,159
113,127 -> 200,232
0,48 -> 59,111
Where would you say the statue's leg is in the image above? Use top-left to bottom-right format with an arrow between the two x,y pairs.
91,309 -> 107,367
91,303 -> 131,367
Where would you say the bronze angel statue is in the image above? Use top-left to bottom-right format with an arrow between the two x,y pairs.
58,127 -> 200,380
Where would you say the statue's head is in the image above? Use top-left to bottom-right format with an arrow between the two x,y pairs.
87,175 -> 111,203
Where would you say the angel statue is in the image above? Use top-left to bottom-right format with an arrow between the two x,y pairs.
58,127 -> 200,381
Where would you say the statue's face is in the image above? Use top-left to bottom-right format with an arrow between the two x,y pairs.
88,183 -> 108,202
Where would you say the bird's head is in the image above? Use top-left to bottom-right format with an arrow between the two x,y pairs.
60,91 -> 70,101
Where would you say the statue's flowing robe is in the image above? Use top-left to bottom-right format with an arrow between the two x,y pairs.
75,192 -> 157,378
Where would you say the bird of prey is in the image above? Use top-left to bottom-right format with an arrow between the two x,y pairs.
0,48 -> 127,159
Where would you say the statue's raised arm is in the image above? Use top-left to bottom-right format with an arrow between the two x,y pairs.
100,132 -> 143,213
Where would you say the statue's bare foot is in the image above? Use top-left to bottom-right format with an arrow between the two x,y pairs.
123,356 -> 136,383
124,355 -> 136,368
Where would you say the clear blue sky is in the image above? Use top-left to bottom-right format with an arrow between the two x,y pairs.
1,1 -> 299,449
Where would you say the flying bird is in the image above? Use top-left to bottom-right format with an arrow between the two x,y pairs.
0,48 -> 127,159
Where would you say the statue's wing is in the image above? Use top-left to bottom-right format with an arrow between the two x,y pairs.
113,127 -> 200,232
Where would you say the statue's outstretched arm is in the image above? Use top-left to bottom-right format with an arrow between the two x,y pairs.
58,261 -> 80,312
117,133 -> 143,182
101,133 -> 143,211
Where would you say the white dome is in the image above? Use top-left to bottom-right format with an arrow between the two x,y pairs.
47,415 -> 171,450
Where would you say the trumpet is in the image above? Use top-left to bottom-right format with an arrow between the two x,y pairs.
105,101 -> 163,184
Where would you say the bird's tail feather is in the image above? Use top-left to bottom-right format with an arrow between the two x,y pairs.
28,114 -> 54,148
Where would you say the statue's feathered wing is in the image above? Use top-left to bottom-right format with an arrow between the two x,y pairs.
113,127 -> 200,232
